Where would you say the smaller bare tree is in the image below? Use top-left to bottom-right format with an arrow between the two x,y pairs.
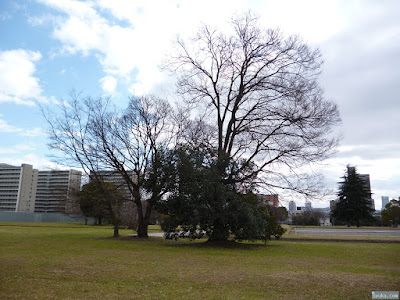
44,93 -> 175,237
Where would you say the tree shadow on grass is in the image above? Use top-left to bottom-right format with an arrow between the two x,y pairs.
163,239 -> 279,250
95,236 -> 280,250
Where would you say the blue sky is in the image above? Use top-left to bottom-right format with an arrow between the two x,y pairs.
1,0 -> 399,209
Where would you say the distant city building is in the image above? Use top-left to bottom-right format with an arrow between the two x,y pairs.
288,200 -> 306,216
382,196 -> 389,209
89,170 -> 140,225
0,163 -> 38,212
35,169 -> 81,213
258,194 -> 279,207
286,200 -> 333,226
289,201 -> 296,213
0,163 -> 81,213
90,170 -> 137,201
296,206 -> 306,213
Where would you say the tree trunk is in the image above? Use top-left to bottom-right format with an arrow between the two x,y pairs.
137,222 -> 148,237
108,202 -> 120,238
113,223 -> 119,238
208,218 -> 229,241
133,186 -> 149,238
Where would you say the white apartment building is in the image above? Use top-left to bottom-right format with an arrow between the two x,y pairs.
0,163 -> 81,213
35,169 -> 82,213
0,163 -> 38,212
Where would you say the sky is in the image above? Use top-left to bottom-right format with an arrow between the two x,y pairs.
0,0 -> 399,209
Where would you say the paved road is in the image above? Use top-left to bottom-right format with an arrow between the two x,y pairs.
291,228 -> 400,237
129,232 -> 165,237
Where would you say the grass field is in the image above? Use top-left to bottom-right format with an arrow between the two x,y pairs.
1,223 -> 399,299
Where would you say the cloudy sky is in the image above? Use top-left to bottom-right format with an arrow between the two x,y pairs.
0,0 -> 399,209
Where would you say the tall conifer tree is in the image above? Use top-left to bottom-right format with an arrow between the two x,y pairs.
331,166 -> 374,227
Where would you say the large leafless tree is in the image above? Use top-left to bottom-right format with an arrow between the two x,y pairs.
165,13 -> 341,195
44,94 -> 174,237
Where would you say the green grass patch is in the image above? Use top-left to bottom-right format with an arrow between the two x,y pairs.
147,224 -> 163,232
0,224 -> 399,299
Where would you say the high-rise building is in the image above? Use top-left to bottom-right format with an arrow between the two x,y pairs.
0,163 -> 38,212
381,196 -> 389,209
90,170 -> 137,201
305,201 -> 312,211
0,163 -> 81,213
289,200 -> 296,213
35,169 -> 82,213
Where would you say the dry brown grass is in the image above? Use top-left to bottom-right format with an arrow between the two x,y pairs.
1,223 -> 399,299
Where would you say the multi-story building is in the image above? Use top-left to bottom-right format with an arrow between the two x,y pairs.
288,201 -> 311,215
0,163 -> 81,213
382,196 -> 389,209
90,170 -> 137,201
258,194 -> 279,207
89,170 -> 139,226
265,194 -> 279,207
288,200 -> 296,213
35,169 -> 81,213
0,163 -> 38,212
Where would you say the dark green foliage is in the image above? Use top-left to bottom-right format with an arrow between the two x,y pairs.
292,210 -> 322,226
331,166 -> 374,227
263,206 -> 286,240
381,199 -> 400,227
269,206 -> 289,222
78,180 -> 124,237
79,181 -> 108,224
157,146 -> 286,242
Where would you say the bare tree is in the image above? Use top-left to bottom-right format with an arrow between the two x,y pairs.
165,12 -> 341,195
44,93 -> 175,237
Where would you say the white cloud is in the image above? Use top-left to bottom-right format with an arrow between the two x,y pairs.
99,75 -> 117,93
0,49 -> 50,105
0,153 -> 68,170
255,0 -> 346,44
37,0 -> 249,95
0,11 -> 12,21
20,128 -> 46,137
0,144 -> 35,155
0,118 -> 22,133
0,118 -> 44,137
